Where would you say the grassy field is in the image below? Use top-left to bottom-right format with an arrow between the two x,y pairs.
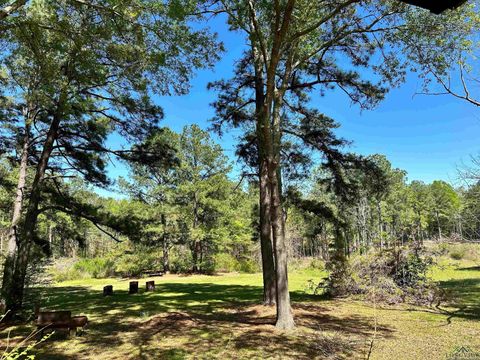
1,259 -> 479,359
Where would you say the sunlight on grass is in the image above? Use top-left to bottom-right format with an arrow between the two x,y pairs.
1,264 -> 478,359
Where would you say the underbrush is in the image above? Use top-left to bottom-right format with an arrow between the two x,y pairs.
425,241 -> 480,263
212,253 -> 259,273
49,245 -> 260,281
320,248 -> 442,305
49,257 -> 116,282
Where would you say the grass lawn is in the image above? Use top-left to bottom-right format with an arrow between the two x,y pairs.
1,260 -> 479,359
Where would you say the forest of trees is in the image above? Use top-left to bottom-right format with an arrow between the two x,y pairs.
1,124 -> 479,292
0,0 -> 479,335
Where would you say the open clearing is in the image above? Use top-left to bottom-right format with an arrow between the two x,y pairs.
1,258 -> 479,360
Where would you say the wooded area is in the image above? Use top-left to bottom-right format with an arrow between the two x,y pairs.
0,0 -> 479,359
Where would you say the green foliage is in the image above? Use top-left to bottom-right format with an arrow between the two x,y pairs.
114,248 -> 163,277
0,312 -> 52,360
213,253 -> 259,274
450,247 -> 466,260
169,248 -> 194,274
74,258 -> 115,279
213,253 -> 238,272
323,249 -> 440,305
49,257 -> 115,281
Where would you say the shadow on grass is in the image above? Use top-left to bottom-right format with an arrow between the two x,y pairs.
0,281 -> 394,359
458,265 -> 480,272
437,277 -> 480,322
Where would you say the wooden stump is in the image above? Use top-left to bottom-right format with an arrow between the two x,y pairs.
34,304 -> 40,316
103,285 -> 113,296
129,281 -> 139,294
146,281 -> 155,291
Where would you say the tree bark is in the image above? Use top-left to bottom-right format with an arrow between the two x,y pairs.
247,0 -> 296,327
269,158 -> 294,330
251,39 -> 276,305
269,91 -> 294,330
1,117 -> 30,314
4,96 -> 64,314
259,157 -> 276,305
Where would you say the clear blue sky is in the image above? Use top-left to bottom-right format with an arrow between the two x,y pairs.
100,16 -> 480,197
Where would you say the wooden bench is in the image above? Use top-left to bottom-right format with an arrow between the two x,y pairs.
143,270 -> 164,277
36,311 -> 88,336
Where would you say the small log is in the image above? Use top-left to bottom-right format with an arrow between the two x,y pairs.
129,281 -> 139,294
146,281 -> 155,291
103,285 -> 113,296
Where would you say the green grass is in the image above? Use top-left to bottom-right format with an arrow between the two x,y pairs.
1,260 -> 479,359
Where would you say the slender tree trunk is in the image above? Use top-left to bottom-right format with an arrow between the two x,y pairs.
1,118 -> 30,314
5,98 -> 64,314
269,159 -> 294,330
192,192 -> 200,273
269,91 -> 294,330
251,41 -> 276,305
435,210 -> 442,239
162,242 -> 170,273
377,201 -> 383,249
259,158 -> 276,305
161,215 -> 170,273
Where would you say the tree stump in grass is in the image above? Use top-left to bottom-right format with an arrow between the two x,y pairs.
103,285 -> 113,296
146,281 -> 155,291
129,281 -> 139,294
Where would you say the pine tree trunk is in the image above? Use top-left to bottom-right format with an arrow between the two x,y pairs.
4,98 -> 64,314
377,201 -> 383,249
161,215 -> 170,273
251,41 -> 276,306
269,90 -> 294,330
259,157 -> 276,305
162,241 -> 170,273
269,158 -> 294,330
436,210 -> 442,239
1,118 -> 30,315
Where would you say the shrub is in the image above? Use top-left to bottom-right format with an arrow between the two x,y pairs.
237,258 -> 259,273
449,246 -> 466,260
169,249 -> 194,274
213,253 -> 260,273
49,258 -> 87,282
322,248 -> 441,305
114,248 -> 163,277
74,258 -> 115,278
309,258 -> 325,271
213,253 -> 237,273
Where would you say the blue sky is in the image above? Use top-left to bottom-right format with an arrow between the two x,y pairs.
100,16 -> 480,197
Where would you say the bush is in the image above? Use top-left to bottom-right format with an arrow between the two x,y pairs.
449,246 -> 467,260
49,258 -> 86,282
213,253 -> 237,273
427,242 -> 480,262
114,248 -> 163,277
169,249 -> 194,274
322,248 -> 441,305
309,258 -> 325,271
74,258 -> 115,278
237,258 -> 259,273
213,253 -> 260,273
